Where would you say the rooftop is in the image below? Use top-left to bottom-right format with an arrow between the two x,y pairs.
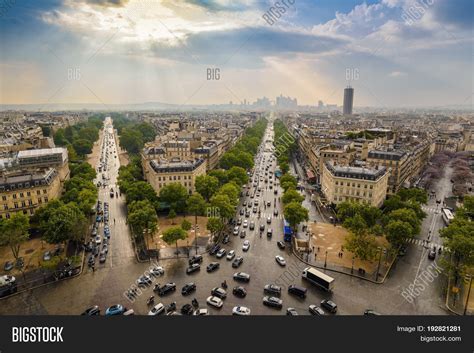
325,162 -> 387,181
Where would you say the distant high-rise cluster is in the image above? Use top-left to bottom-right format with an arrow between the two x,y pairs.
343,86 -> 354,115
276,94 -> 297,109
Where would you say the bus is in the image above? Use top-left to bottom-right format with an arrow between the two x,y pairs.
302,267 -> 335,291
283,219 -> 292,242
441,208 -> 454,225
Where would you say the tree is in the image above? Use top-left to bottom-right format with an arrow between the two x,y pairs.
53,129 -> 67,146
217,182 -> 240,206
283,201 -> 309,233
398,188 -> 428,204
345,231 -> 378,261
126,181 -> 158,204
195,175 -> 219,201
227,166 -> 248,186
161,226 -> 188,255
280,174 -> 297,191
282,188 -> 304,205
135,122 -> 156,143
41,125 -> 51,137
386,208 -> 420,236
0,213 -> 30,260
343,214 -> 368,236
119,128 -> 143,154
78,126 -> 99,143
168,209 -> 177,224
159,183 -> 189,212
210,194 -> 235,220
41,203 -> 86,244
386,220 -> 413,247
70,162 -> 96,180
337,201 -> 362,221
72,139 -> 93,156
181,219 -> 192,231
206,217 -> 225,236
128,200 -> 158,241
208,169 -> 228,186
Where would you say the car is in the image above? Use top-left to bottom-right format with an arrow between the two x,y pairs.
209,245 -> 221,255
275,255 -> 286,266
206,296 -> 223,308
81,306 -> 100,316
232,306 -> 251,316
237,218 -> 242,225
226,250 -> 236,260
249,221 -> 255,230
243,220 -> 248,228
181,282 -> 196,295
94,236 -> 102,245
309,305 -> 325,316
273,209 -> 278,216
99,254 -> 107,263
206,262 -> 220,272
364,309 -> 381,316
240,230 -> 246,239
105,304 -> 126,316
137,275 -> 153,286
150,266 -> 165,277
254,200 -> 259,206
232,256 -> 243,268
242,240 -> 250,251
193,308 -> 210,316
233,227 -> 240,235
252,207 -> 258,213
243,201 -> 247,206
239,209 -> 244,215
189,255 -> 203,265
259,224 -> 265,232
232,286 -> 247,298
233,272 -> 250,282
148,303 -> 165,316
211,287 -> 227,299
277,241 -> 285,250
181,304 -> 194,315
274,190 -> 278,195
186,263 -> 201,274
321,299 -> 338,313
42,251 -> 52,261
264,284 -> 281,296
266,201 -> 271,207
222,235 -> 230,244
263,296 -> 283,309
245,210 -> 251,218
216,249 -> 227,258
157,282 -> 176,296
428,248 -> 436,260
3,261 -> 13,272
267,229 -> 273,237
286,307 -> 298,316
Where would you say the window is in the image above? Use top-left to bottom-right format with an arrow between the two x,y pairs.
27,191 -> 31,197
3,204 -> 8,210
13,194 -> 17,199
36,190 -> 41,195
43,189 -> 47,194
20,192 -> 24,198
14,202 -> 18,209
21,201 -> 26,207
44,197 -> 48,202
1,196 -> 6,201
28,200 -> 33,206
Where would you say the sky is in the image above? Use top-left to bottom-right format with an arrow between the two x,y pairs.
0,0 -> 472,108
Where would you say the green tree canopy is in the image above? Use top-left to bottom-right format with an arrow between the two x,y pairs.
159,182 -> 189,213
195,175 -> 219,201
0,213 -> 30,260
128,200 -> 158,239
227,166 -> 248,186
283,201 -> 309,232
282,188 -> 304,205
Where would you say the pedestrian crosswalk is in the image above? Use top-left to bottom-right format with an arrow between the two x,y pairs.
404,237 -> 445,251
421,205 -> 440,214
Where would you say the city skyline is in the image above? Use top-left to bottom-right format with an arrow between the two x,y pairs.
0,0 -> 472,108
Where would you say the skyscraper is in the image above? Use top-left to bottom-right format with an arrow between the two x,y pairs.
343,86 -> 354,115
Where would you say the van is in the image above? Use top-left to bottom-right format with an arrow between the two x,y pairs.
288,285 -> 307,299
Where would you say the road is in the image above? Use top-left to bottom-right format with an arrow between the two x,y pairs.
0,114 -> 449,316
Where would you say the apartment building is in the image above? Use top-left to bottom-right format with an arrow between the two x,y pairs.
321,162 -> 389,207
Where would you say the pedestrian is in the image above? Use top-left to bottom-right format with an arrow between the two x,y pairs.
317,246 -> 320,252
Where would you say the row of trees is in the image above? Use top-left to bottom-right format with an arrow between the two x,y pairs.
53,115 -> 103,158
112,114 -> 156,155
273,119 -> 297,175
338,188 -> 428,261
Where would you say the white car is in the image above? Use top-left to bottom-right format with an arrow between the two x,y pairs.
232,306 -> 251,316
275,255 -> 286,266
193,308 -> 210,316
226,250 -> 236,260
148,303 -> 165,316
150,266 -> 164,276
206,296 -> 223,308
94,236 -> 102,244
242,240 -> 250,252
233,226 -> 239,235
243,220 -> 248,228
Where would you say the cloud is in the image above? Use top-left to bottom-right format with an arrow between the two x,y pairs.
389,71 -> 406,77
80,0 -> 130,6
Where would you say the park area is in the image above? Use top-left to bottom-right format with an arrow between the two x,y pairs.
307,222 -> 390,275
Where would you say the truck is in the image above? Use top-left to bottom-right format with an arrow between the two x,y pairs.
302,267 -> 335,292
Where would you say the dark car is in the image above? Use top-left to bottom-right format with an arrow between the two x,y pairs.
81,306 -> 100,316
288,285 -> 307,299
267,229 -> 273,237
209,245 -> 221,256
233,286 -> 247,298
232,256 -> 243,268
222,235 -> 230,244
239,209 -> 244,215
264,284 -> 282,296
3,261 -> 14,272
263,296 -> 283,309
428,248 -> 436,260
240,230 -> 246,239
189,255 -> 203,265
186,263 -> 201,274
211,287 -> 227,299
181,283 -> 197,296
157,282 -> 176,296
181,304 -> 194,315
321,299 -> 337,313
206,262 -> 220,272
233,272 -> 250,282
259,224 -> 265,232
277,241 -> 285,250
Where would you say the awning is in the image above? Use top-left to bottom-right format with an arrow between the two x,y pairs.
306,169 -> 315,179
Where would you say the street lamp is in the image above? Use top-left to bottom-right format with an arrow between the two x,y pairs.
376,247 -> 383,281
